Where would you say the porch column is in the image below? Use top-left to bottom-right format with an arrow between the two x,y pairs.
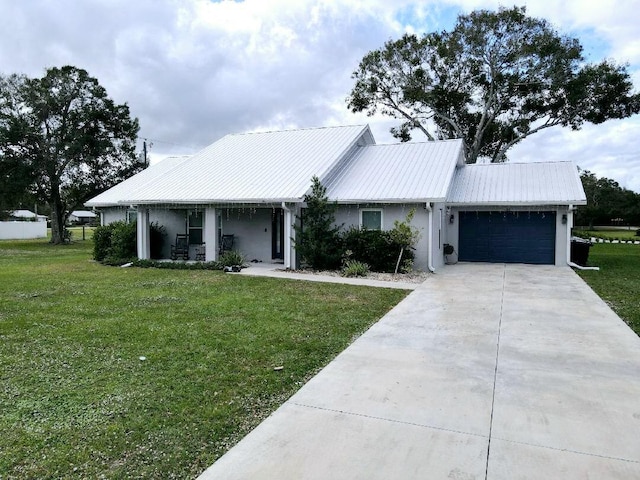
205,207 -> 218,262
283,205 -> 292,269
137,208 -> 150,259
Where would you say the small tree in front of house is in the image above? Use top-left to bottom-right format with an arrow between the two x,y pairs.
294,176 -> 343,270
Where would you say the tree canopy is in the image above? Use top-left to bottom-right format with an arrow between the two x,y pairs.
0,66 -> 140,243
348,6 -> 640,163
576,171 -> 640,228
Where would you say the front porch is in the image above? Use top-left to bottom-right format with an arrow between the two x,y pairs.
135,204 -> 298,268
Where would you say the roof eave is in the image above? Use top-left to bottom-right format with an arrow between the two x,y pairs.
446,200 -> 588,207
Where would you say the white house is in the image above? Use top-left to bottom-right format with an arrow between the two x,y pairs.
68,210 -> 97,224
85,125 -> 586,271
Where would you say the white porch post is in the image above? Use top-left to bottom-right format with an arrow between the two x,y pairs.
283,204 -> 292,269
205,207 -> 218,262
136,208 -> 150,259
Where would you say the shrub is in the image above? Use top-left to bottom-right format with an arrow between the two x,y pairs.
294,176 -> 343,270
636,228 -> 640,237
93,224 -> 113,261
218,250 -> 246,268
342,227 -> 415,273
342,259 -> 370,277
109,221 -> 137,261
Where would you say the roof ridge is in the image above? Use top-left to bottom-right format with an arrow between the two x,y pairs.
467,160 -> 576,166
230,124 -> 367,137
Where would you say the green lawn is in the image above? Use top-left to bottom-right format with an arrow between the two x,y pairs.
0,239 -> 407,479
574,227 -> 639,241
577,242 -> 640,335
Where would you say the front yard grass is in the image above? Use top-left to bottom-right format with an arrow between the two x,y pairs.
0,239 -> 408,479
577,242 -> 640,336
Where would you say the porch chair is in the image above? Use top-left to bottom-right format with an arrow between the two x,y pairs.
170,234 -> 189,260
195,243 -> 206,261
219,234 -> 234,255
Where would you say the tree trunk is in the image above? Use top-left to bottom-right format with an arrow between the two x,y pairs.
49,181 -> 66,244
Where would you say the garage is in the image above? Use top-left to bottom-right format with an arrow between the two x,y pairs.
458,210 -> 556,264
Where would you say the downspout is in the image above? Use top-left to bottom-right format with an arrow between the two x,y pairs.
565,204 -> 600,271
281,202 -> 291,270
425,202 -> 435,273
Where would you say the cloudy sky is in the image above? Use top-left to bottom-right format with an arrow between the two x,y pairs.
1,0 -> 639,191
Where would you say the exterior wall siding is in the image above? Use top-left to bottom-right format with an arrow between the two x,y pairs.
333,203 -> 431,271
221,207 -> 275,263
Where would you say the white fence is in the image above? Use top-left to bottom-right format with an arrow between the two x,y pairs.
0,221 -> 47,240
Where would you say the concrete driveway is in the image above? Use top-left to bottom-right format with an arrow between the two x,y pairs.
198,264 -> 640,479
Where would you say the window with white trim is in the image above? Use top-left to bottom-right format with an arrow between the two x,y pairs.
360,209 -> 383,230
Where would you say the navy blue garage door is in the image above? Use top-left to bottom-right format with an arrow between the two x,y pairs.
459,211 -> 556,264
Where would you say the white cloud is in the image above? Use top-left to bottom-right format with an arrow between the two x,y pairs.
0,0 -> 638,191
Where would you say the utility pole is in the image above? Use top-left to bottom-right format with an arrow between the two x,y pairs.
143,139 -> 148,167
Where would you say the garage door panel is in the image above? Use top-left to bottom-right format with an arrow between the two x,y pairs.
459,211 -> 556,264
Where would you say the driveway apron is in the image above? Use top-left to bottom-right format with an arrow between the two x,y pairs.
198,264 -> 640,479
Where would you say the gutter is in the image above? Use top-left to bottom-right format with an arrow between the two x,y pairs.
425,202 -> 435,273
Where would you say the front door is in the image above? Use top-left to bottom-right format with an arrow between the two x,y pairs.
272,208 -> 285,259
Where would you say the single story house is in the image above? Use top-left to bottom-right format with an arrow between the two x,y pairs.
85,125 -> 586,271
68,210 -> 98,224
10,209 -> 48,222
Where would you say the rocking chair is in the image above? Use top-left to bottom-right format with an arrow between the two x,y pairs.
219,234 -> 234,255
170,234 -> 189,260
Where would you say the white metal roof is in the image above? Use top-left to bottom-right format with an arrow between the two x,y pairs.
324,139 -> 464,203
85,155 -> 192,207
70,210 -> 97,218
447,161 -> 587,206
120,125 -> 374,205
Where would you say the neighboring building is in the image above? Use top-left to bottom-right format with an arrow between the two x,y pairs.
68,210 -> 97,225
10,209 -> 47,222
85,125 -> 586,271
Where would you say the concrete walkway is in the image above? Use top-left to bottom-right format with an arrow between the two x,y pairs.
233,262 -> 422,290
198,264 -> 640,479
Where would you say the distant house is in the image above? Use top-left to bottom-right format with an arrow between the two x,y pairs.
86,125 -> 586,271
68,210 -> 97,225
10,209 -> 48,222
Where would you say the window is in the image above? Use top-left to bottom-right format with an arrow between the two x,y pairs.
126,208 -> 137,224
188,211 -> 203,244
360,209 -> 383,230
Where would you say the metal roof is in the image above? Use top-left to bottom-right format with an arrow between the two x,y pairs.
85,155 -> 191,207
447,161 -> 587,206
120,125 -> 374,204
324,139 -> 464,203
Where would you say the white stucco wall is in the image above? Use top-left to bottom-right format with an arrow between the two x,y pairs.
0,221 -> 47,240
222,207 -> 274,262
334,203 -> 432,271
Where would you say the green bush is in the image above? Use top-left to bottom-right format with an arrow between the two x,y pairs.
109,221 -> 137,261
94,221 -> 167,263
294,176 -> 343,270
342,227 -> 415,273
342,259 -> 370,277
636,229 -> 640,237
93,224 -> 113,261
218,250 -> 246,268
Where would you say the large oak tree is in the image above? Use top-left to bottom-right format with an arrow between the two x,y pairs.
348,7 -> 640,163
0,66 -> 140,243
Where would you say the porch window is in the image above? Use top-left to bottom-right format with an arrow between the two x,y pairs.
188,211 -> 203,244
126,209 -> 137,224
360,209 -> 383,230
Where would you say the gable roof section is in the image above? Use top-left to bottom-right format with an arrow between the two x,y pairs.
324,139 -> 464,203
119,125 -> 374,205
447,161 -> 587,206
85,155 -> 191,207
